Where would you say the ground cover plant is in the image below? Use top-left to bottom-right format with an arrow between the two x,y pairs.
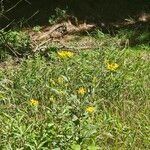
0,1 -> 149,149
0,30 -> 31,60
0,32 -> 149,149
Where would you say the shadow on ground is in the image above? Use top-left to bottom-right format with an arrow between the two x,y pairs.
1,0 -> 149,27
0,0 -> 150,46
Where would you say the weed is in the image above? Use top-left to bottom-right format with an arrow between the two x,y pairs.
49,8 -> 67,25
0,45 -> 149,149
0,30 -> 31,60
33,26 -> 42,32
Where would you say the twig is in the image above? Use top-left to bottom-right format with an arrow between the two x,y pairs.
5,0 -> 23,13
33,38 -> 52,52
33,39 -> 104,52
56,41 -> 104,51
4,43 -> 20,57
24,0 -> 31,5
35,23 -> 65,41
1,20 -> 15,30
22,10 -> 39,25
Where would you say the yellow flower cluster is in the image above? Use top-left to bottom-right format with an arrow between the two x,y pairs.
107,63 -> 119,71
57,50 -> 74,58
77,87 -> 86,95
30,99 -> 39,106
86,106 -> 95,113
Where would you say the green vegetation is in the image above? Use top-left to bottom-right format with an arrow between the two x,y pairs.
0,30 -> 31,60
48,8 -> 68,25
0,1 -> 149,149
0,31 -> 149,149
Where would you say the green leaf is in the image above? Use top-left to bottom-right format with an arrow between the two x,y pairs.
88,145 -> 99,150
71,144 -> 81,150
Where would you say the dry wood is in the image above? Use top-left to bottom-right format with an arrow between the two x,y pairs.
36,23 -> 65,41
31,21 -> 95,52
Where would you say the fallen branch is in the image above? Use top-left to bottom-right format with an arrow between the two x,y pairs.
35,23 -> 65,41
31,21 -> 95,51
33,40 -> 105,53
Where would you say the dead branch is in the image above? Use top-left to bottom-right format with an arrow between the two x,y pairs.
36,23 -> 66,41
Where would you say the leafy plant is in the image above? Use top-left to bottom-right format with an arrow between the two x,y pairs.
33,26 -> 42,32
49,8 -> 67,25
0,45 -> 149,149
0,30 -> 31,60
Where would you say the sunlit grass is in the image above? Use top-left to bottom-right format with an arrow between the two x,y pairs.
0,45 -> 149,149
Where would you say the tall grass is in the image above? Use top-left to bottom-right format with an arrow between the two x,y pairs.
0,45 -> 149,149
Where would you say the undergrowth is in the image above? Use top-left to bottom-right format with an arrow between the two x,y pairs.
0,2 -> 149,149
0,42 -> 149,149
0,30 -> 31,61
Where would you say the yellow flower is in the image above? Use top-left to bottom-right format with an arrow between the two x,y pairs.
77,87 -> 86,95
107,63 -> 119,71
86,106 -> 95,113
57,50 -> 74,58
30,99 -> 39,106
